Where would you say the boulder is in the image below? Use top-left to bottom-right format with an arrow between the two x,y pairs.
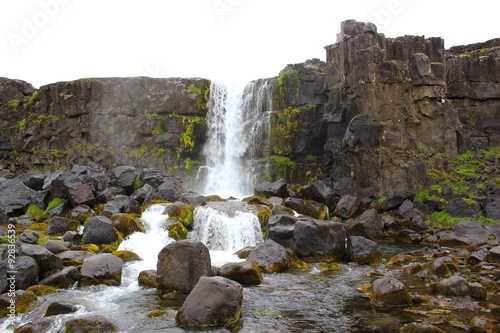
44,240 -> 68,254
111,165 -> 137,194
64,314 -> 116,333
426,256 -> 458,277
67,183 -> 95,207
431,276 -> 473,298
300,178 -> 336,207
381,192 -> 415,211
19,231 -> 38,244
56,250 -> 93,266
0,290 -> 39,316
45,301 -> 82,316
111,250 -> 141,262
346,236 -> 382,265
446,198 -> 480,218
469,316 -> 495,333
102,195 -> 141,217
218,261 -> 263,285
39,266 -> 81,289
176,276 -> 243,328
62,231 -> 82,245
346,208 -> 384,240
110,213 -> 145,237
20,244 -> 63,274
484,198 -> 500,220
45,216 -> 80,235
400,323 -> 446,333
486,245 -> 500,263
293,219 -> 346,261
246,239 -> 294,273
156,240 -> 211,292
8,256 -> 39,289
437,231 -> 476,247
333,194 -> 360,219
157,176 -> 185,202
131,183 -> 155,204
397,199 -> 414,219
448,220 -> 492,243
343,114 -> 383,148
370,277 -> 412,307
254,179 -> 287,198
0,178 -> 36,213
179,191 -> 208,206
0,261 -> 7,293
138,270 -> 157,288
79,254 -> 123,287
284,197 -> 328,220
82,216 -> 119,244
11,318 -> 55,333
96,187 -> 127,204
267,214 -> 299,249
49,172 -> 83,200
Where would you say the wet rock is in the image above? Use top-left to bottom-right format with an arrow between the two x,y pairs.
156,240 -> 211,292
176,276 -> 243,328
370,277 -> 412,307
247,239 -> 294,273
400,323 -> 446,333
45,301 -> 81,316
486,245 -> 500,263
82,216 -> 119,245
156,176 -> 185,202
469,316 -> 495,333
111,250 -> 141,262
448,220 -> 492,244
254,179 -> 287,198
284,197 -> 328,220
79,254 -> 123,287
7,256 -> 39,289
64,314 -> 116,333
333,194 -> 360,219
56,250 -> 93,266
20,244 -> 63,274
39,266 -> 81,289
0,290 -> 39,316
138,270 -> 157,288
234,246 -> 255,259
267,214 -> 299,249
427,256 -> 458,277
165,202 -> 194,227
431,276 -> 472,298
218,261 -> 263,285
44,240 -> 68,254
45,216 -> 80,235
179,191 -> 208,207
346,236 -> 382,266
110,213 -> 145,237
380,192 -> 415,211
293,219 -> 346,261
346,208 -> 384,240
12,318 -> 55,333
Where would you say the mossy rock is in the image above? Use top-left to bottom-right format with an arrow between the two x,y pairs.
0,290 -> 39,316
206,195 -> 226,202
110,213 -> 145,237
247,204 -> 271,235
166,203 -> 194,227
64,314 -> 116,333
66,205 -> 95,223
147,310 -> 168,318
388,253 -> 416,266
26,285 -> 57,296
370,277 -> 412,308
242,196 -> 272,206
80,244 -> 100,254
323,262 -> 344,271
111,250 -> 142,262
138,270 -> 157,288
288,257 -> 310,270
164,220 -> 188,240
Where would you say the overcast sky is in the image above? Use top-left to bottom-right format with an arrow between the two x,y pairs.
1,0 -> 499,88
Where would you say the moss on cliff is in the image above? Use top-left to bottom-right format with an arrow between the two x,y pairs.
269,107 -> 301,155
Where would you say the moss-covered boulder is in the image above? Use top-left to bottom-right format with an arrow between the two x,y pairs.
45,301 -> 82,317
218,261 -> 263,285
0,290 -> 39,317
110,213 -> 145,237
26,285 -> 56,296
370,277 -> 412,308
346,236 -> 383,266
246,239 -> 293,273
64,314 -> 116,333
82,216 -> 119,245
111,250 -> 142,262
138,270 -> 157,288
165,202 -> 194,227
176,276 -> 243,328
400,323 -> 446,333
163,220 -> 188,240
284,197 -> 328,220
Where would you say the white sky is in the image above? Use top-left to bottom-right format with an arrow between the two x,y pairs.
1,0 -> 499,88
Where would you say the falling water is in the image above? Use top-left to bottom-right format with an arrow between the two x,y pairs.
196,80 -> 273,198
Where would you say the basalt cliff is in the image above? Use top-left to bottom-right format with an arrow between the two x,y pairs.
1,20 -> 499,198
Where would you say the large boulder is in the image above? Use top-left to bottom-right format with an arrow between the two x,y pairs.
246,239 -> 294,273
67,183 -> 95,207
346,208 -> 384,240
7,256 -> 39,289
293,219 -> 346,261
111,165 -> 138,194
448,220 -> 492,244
400,323 -> 446,333
333,194 -> 360,219
431,276 -> 476,298
156,240 -> 212,292
218,261 -> 263,285
79,254 -> 123,287
64,314 -> 116,333
370,277 -> 412,307
300,178 -> 336,207
39,266 -> 81,289
346,236 -> 382,265
176,276 -> 243,328
284,198 -> 328,220
380,192 -> 415,211
45,217 -> 80,235
82,216 -> 119,245
254,179 -> 287,198
0,178 -> 36,214
486,245 -> 500,264
267,214 -> 299,249
20,244 -> 63,274
156,176 -> 185,202
102,195 -> 141,217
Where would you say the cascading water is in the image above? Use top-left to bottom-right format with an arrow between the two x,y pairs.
195,80 -> 273,198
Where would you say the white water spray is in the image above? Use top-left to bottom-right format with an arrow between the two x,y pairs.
196,80 -> 272,198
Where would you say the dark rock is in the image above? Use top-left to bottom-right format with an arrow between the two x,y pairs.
49,172 -> 83,200
484,198 -> 500,220
66,205 -> 95,223
424,198 -> 445,212
45,217 -> 80,235
138,270 -> 157,288
111,165 -> 137,194
176,276 -> 243,328
468,250 -> 488,265
486,223 -> 500,240
446,198 -> 480,218
79,254 -> 123,287
82,216 -> 118,244
267,214 -> 299,249
346,236 -> 382,265
381,192 -> 415,211
437,231 -> 477,247
448,220 -> 492,243
293,219 -> 346,261
64,314 -> 116,333
110,213 -> 145,237
11,318 -> 55,333
45,301 -> 81,316
284,197 -> 328,220
67,183 -> 95,207
486,245 -> 500,263
247,239 -> 294,273
102,195 -> 141,217
156,240 -> 211,292
299,178 -> 336,206
39,266 -> 81,289
0,178 -> 36,213
19,231 -> 38,244
96,186 -> 127,204
19,173 -> 48,191
426,256 -> 458,277
346,208 -> 384,240
254,179 -> 287,198
218,261 -> 263,285
179,191 -> 207,206
9,256 -> 39,289
56,250 -> 93,266
431,276 -> 472,297
0,290 -> 39,316
370,277 -> 412,307
20,243 -> 63,274
400,323 -> 446,333
333,194 -> 360,219
0,261 -> 7,293
343,114 -> 383,148
131,183 -> 155,204
382,215 -> 398,229
397,199 -> 414,219
157,176 -> 185,202
409,215 -> 428,232
469,316 -> 495,333
63,231 -> 82,244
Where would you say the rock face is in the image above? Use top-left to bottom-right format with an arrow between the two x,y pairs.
176,276 -> 243,328
156,240 -> 212,292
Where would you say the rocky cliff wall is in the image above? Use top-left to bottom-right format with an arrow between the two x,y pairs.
0,77 -> 210,177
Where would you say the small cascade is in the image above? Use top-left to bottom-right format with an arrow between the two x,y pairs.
189,201 -> 264,265
196,80 -> 273,198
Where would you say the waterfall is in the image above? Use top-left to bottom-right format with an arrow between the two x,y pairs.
196,80 -> 273,198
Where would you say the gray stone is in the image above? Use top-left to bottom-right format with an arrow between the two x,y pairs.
247,239 -> 293,273
333,194 -> 360,219
346,236 -> 382,265
82,216 -> 118,244
293,219 -> 346,261
79,254 -> 123,287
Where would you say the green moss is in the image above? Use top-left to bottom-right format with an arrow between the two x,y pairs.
106,126 -> 115,135
7,99 -> 20,109
144,110 -> 165,120
130,146 -> 148,159
16,118 -> 27,130
262,155 -> 296,181
26,204 -> 44,222
269,107 -> 301,155
147,310 -> 168,318
151,148 -> 166,158
183,158 -> 201,170
152,126 -> 166,135
42,198 -> 66,220
187,84 -> 202,94
26,91 -> 40,106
